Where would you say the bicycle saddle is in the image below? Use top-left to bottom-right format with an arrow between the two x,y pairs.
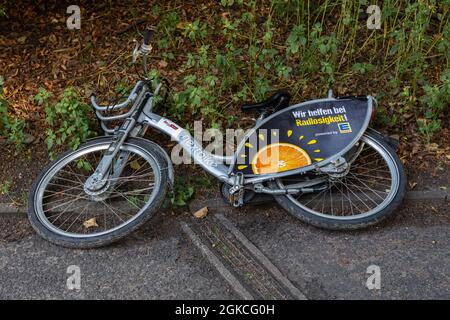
241,90 -> 291,114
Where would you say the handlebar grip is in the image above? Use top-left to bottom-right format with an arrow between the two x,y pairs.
143,28 -> 153,46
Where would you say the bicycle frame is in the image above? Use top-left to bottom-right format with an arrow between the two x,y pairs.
90,78 -> 374,192
27,29 -> 406,248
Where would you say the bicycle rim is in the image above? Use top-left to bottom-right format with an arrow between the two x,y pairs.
34,141 -> 161,238
276,134 -> 400,220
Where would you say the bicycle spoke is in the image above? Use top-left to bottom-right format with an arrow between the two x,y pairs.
36,143 -> 158,238
280,134 -> 398,219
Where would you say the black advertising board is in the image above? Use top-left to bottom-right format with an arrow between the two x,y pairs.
232,97 -> 371,175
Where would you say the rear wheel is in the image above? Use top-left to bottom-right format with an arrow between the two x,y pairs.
28,137 -> 169,248
271,131 -> 406,230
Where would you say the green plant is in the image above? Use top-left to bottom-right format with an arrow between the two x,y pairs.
418,68 -> 450,142
3,117 -> 25,147
114,81 -> 130,96
417,118 -> 441,142
133,1 -> 448,151
352,63 -> 375,75
38,87 -> 94,159
156,10 -> 180,54
34,87 -> 53,135
0,178 -> 12,195
170,70 -> 222,124
220,0 -> 243,7
285,24 -> 307,55
179,20 -> 207,43
0,77 -> 26,148
166,176 -> 195,207
18,191 -> 28,206
164,172 -> 216,208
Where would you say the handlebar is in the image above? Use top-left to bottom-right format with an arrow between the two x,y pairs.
140,28 -> 154,55
143,28 -> 153,46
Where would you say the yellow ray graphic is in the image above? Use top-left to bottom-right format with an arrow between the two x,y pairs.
314,158 -> 324,162
245,142 -> 253,148
299,135 -> 304,140
314,149 -> 321,153
258,134 -> 265,141
238,165 -> 248,170
240,154 -> 247,158
307,139 -> 317,145
287,130 -> 293,137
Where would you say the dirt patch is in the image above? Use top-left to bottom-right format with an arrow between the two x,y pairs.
0,141 -> 49,204
0,216 -> 33,242
405,159 -> 450,191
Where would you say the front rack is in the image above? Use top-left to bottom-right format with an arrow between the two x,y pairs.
90,80 -> 161,134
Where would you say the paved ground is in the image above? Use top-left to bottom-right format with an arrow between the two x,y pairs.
222,200 -> 450,299
0,212 -> 238,299
0,197 -> 448,299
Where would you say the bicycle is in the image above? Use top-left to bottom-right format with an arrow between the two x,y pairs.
28,29 -> 406,248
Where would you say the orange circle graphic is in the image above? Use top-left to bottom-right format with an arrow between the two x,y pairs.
251,143 -> 312,174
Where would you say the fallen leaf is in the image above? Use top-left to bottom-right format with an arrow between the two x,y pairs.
426,143 -> 439,151
176,22 -> 186,29
389,134 -> 400,141
48,34 -> 57,44
17,36 -> 27,44
403,113 -> 414,119
409,181 -> 417,189
158,60 -> 168,68
130,160 -> 141,170
193,207 -> 208,219
83,217 -> 99,229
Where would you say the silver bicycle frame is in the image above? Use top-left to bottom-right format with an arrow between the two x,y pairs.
91,83 -> 374,187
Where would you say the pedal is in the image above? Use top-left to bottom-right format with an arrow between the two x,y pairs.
228,172 -> 245,207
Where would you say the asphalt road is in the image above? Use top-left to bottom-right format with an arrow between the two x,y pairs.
224,199 -> 450,299
0,199 -> 448,299
0,212 -> 237,299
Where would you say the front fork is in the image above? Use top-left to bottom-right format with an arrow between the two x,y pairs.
84,101 -> 151,196
83,118 -> 137,195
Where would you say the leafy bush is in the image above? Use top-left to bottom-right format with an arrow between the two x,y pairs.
166,176 -> 195,208
418,69 -> 450,141
150,0 -> 448,145
35,87 -> 94,158
4,0 -> 447,157
165,173 -> 216,208
0,77 -> 26,148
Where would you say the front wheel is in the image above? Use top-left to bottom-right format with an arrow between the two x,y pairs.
28,137 -> 169,248
271,131 -> 406,230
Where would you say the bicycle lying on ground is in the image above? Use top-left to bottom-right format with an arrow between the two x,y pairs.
28,29 -> 406,248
